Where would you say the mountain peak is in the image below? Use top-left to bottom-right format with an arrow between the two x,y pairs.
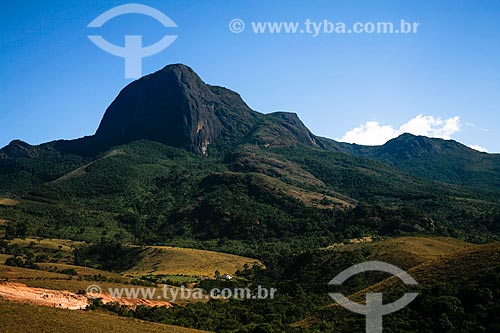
266,112 -> 324,148
0,140 -> 38,159
92,64 -> 327,155
383,133 -> 467,157
156,63 -> 205,87
94,64 -> 259,155
160,63 -> 197,75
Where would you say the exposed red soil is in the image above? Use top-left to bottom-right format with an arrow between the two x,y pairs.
0,282 -> 172,310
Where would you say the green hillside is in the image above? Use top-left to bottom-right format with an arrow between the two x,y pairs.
75,236 -> 498,332
1,65 -> 499,253
324,133 -> 500,192
296,238 -> 500,332
1,138 -> 499,255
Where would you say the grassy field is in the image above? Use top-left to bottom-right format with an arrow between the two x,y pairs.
37,262 -> 131,281
0,265 -> 126,293
1,236 -> 498,331
9,238 -> 84,252
0,198 -> 20,206
0,238 -> 261,307
343,240 -> 500,304
0,299 -> 211,333
2,237 -> 260,278
364,236 -> 477,269
3,236 -> 465,283
124,246 -> 261,278
294,237 -> 500,328
323,236 -> 476,269
6,237 -> 84,265
0,253 -> 9,264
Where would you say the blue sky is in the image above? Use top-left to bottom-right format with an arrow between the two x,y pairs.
1,0 -> 499,152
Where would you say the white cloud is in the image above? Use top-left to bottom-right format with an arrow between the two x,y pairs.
337,121 -> 396,146
337,114 -> 462,146
468,144 -> 488,152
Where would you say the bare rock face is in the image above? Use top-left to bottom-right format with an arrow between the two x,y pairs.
94,64 -> 260,155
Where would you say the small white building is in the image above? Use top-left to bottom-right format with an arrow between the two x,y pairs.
220,274 -> 233,280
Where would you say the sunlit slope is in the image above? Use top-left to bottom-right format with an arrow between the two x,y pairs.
124,245 -> 261,277
0,299 -> 211,333
294,237 -> 500,330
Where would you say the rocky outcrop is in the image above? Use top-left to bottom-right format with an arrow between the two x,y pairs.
94,64 -> 261,155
